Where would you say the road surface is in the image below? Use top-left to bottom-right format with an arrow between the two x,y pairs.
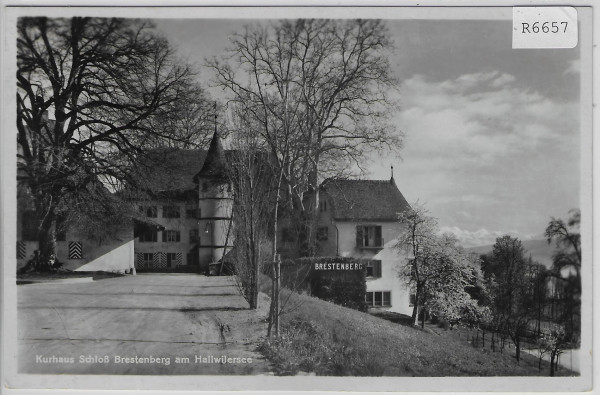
18,274 -> 272,375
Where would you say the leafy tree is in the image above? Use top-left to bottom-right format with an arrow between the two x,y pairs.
17,17 -> 208,263
524,259 -> 549,336
208,19 -> 402,256
545,209 -> 581,342
545,209 -> 581,281
486,235 -> 539,362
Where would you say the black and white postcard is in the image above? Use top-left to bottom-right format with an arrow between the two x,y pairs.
1,3 -> 595,394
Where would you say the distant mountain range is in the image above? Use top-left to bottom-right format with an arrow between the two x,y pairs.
467,239 -> 559,269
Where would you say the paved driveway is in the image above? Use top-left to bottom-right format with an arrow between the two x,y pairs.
18,274 -> 272,375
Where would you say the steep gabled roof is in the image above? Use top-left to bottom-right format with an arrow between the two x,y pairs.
322,178 -> 411,221
193,131 -> 228,181
135,149 -> 207,193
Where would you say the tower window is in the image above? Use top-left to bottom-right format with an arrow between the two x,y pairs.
319,200 -> 327,212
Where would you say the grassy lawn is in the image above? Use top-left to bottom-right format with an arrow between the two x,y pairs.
259,290 -> 576,376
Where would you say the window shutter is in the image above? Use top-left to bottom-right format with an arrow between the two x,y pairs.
376,260 -> 382,277
356,226 -> 363,247
162,231 -> 166,242
68,241 -> 82,259
176,231 -> 181,242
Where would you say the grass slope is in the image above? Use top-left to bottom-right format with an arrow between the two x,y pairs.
260,291 -> 572,376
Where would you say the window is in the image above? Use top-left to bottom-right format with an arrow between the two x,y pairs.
189,229 -> 200,243
139,205 -> 157,218
163,205 -> 180,218
319,200 -> 327,212
316,226 -> 329,241
365,291 -> 391,307
166,253 -> 177,268
163,230 -> 181,242
365,260 -> 382,278
281,227 -> 295,243
356,225 -> 383,248
186,207 -> 201,219
139,229 -> 157,242
143,253 -> 154,267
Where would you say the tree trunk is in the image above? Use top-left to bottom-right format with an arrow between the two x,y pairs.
267,169 -> 283,337
267,270 -> 275,338
411,288 -> 420,324
550,350 -> 556,376
36,197 -> 57,267
274,255 -> 280,337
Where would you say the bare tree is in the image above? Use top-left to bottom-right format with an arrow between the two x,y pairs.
208,19 -> 402,256
16,17 -> 208,263
227,104 -> 276,309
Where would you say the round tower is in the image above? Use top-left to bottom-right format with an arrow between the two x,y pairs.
193,130 -> 233,273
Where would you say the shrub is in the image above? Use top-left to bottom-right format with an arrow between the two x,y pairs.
295,257 -> 367,311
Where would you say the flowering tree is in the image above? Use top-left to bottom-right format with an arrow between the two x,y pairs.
396,205 -> 481,328
539,324 -> 567,376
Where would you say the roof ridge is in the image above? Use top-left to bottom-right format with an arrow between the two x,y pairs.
328,179 -> 391,183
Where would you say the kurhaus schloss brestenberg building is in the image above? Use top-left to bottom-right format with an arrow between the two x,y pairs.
17,123 -> 415,316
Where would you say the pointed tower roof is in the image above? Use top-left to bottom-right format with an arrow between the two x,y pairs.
194,130 -> 228,182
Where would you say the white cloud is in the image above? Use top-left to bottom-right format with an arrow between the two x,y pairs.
392,71 -> 579,238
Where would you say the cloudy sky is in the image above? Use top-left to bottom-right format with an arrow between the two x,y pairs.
154,18 -> 581,248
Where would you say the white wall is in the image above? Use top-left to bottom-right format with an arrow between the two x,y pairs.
17,227 -> 135,273
135,201 -> 202,267
315,209 -> 413,316
74,239 -> 135,273
370,240 -> 413,316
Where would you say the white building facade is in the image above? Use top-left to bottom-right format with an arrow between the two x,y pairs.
315,177 -> 413,316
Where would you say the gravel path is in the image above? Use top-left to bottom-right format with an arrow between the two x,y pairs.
18,274 -> 272,375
